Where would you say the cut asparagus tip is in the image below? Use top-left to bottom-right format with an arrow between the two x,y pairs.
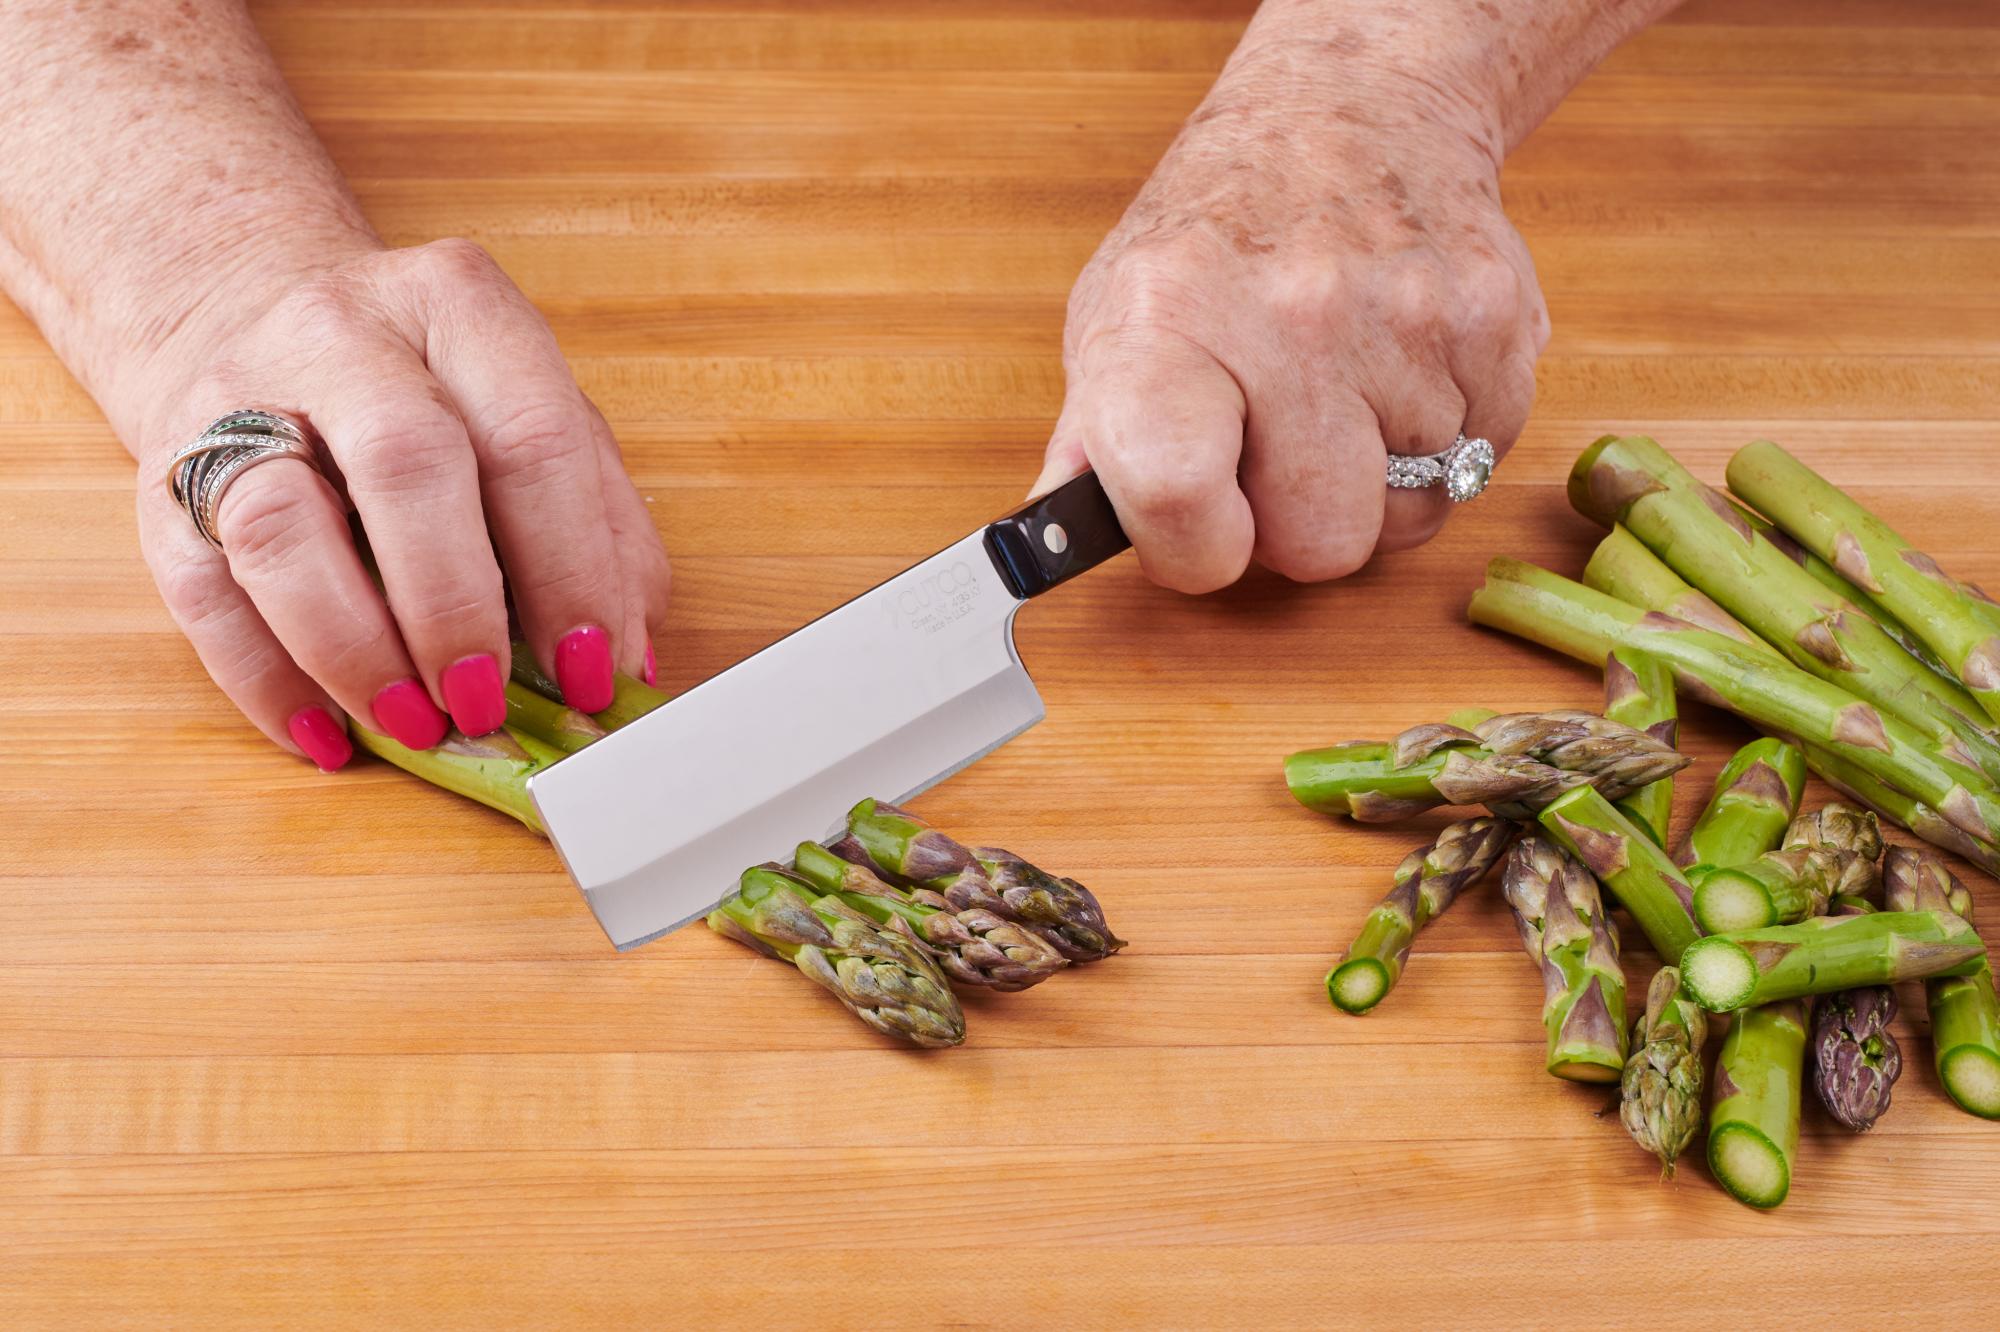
1693,872 -> 1779,935
1682,939 -> 1757,1012
1941,1046 -> 2000,1119
1709,1123 -> 1791,1209
1327,959 -> 1390,1014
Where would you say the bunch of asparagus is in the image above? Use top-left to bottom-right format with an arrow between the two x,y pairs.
351,647 -> 1122,1049
1297,435 -> 2000,1207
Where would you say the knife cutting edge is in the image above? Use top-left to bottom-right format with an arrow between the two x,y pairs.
527,470 -> 1132,949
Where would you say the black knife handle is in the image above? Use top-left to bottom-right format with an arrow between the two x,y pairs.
982,470 -> 1131,600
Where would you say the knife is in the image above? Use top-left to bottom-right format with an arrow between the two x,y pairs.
526,470 -> 1132,949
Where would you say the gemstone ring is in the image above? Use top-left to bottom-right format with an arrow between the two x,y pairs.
1385,434 -> 1496,503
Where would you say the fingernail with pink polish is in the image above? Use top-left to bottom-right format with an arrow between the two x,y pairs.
642,642 -> 658,688
556,625 -> 615,713
372,677 -> 449,751
289,706 -> 354,773
441,654 -> 507,736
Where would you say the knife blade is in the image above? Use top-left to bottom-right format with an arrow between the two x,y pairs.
527,470 -> 1131,949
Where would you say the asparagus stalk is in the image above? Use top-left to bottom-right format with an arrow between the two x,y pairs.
1707,997 -> 1809,1209
509,638 -> 670,729
351,723 -> 556,831
1327,817 -> 1514,1014
1691,848 -> 1864,934
1500,835 -> 1628,1082
707,865 -> 965,1047
1567,533 -> 2000,874
839,799 -> 1123,962
1585,523 -> 1775,652
1729,493 -> 1955,682
1568,434 -> 2000,781
1728,440 -> 2000,723
1691,804 -> 1880,934
790,841 -> 1065,992
1678,910 -> 1986,1012
1285,712 -> 1688,823
503,680 -> 608,754
1884,846 -> 2000,1119
1466,560 -> 2000,849
1537,785 -> 1701,966
1620,966 -> 1708,1176
1677,738 -> 1807,872
1604,647 -> 1678,845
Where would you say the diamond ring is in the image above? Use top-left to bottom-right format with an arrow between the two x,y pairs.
165,409 -> 324,549
1386,434 -> 1496,503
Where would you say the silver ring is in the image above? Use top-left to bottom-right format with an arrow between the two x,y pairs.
1386,433 -> 1495,503
164,409 -> 323,549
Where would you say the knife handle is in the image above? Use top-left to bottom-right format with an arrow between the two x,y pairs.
982,469 -> 1132,599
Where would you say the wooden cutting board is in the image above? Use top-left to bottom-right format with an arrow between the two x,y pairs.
4,0 -> 1997,1324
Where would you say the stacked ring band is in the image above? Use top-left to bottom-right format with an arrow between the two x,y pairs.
164,410 -> 323,549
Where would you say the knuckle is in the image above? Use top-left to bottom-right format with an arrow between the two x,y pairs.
271,273 -> 367,345
413,236 -> 501,285
1088,243 -> 1211,333
1452,254 -> 1525,338
1099,444 -> 1214,526
1261,536 -> 1371,584
390,564 -> 505,632
152,552 -> 241,634
216,472 -> 325,574
341,410 -> 469,499
479,398 -> 594,487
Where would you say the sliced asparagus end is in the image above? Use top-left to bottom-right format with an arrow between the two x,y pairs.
1693,871 -> 1779,935
1548,1054 -> 1623,1085
1940,1046 -> 2000,1119
1326,959 -> 1390,1014
1682,939 -> 1757,1012
1708,1123 -> 1791,1209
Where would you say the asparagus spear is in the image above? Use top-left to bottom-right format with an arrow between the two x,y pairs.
351,723 -> 557,831
1678,910 -> 1986,1012
1565,534 -> 2000,874
1883,846 -> 2000,1119
1538,785 -> 1701,966
1620,966 -> 1708,1176
1677,738 -> 1807,872
509,638 -> 670,729
790,841 -> 1065,992
1500,835 -> 1628,1082
1728,440 -> 2000,724
1691,804 -> 1880,933
1708,997 -> 1809,1209
707,865 -> 965,1047
1811,973 -> 1902,1132
1568,434 -> 2000,780
1327,818 -> 1514,1014
1285,711 -> 1688,823
1604,647 -> 1678,845
1466,560 -> 2000,850
1691,847 -> 1865,934
840,799 -> 1123,962
503,680 -> 609,754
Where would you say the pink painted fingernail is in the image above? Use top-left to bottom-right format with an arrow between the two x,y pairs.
556,625 -> 616,713
642,641 -> 658,688
372,677 -> 449,751
288,706 -> 353,772
441,654 -> 507,736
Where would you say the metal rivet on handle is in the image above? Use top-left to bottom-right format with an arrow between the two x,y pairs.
1043,523 -> 1069,555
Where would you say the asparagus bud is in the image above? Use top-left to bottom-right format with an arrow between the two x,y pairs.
1501,835 -> 1628,1083
1812,984 -> 1902,1131
1620,967 -> 1708,1176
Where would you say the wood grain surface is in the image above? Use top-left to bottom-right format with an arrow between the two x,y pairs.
5,0 -> 1999,1325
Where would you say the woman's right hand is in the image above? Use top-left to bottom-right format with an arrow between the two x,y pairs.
132,238 -> 672,770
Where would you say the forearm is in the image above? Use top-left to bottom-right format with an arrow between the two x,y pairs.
0,0 -> 378,448
1213,0 -> 1683,157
